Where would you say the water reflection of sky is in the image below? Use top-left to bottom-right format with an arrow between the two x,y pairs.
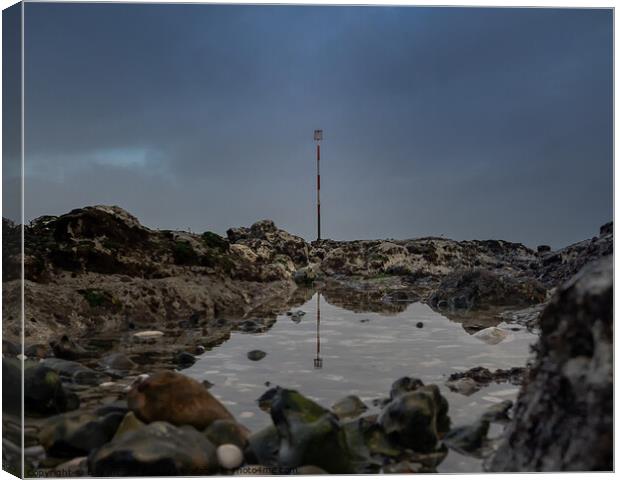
184,293 -> 537,472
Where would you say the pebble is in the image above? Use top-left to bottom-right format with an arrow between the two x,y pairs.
416,322 -> 424,328
133,330 -> 164,339
247,350 -> 267,361
216,443 -> 244,470
473,327 -> 508,345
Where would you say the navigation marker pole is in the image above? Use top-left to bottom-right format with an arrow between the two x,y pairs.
314,129 -> 323,241
314,293 -> 322,369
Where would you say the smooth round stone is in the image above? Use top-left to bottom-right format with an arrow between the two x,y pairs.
217,443 -> 244,470
133,330 -> 164,339
247,350 -> 267,361
473,327 -> 508,345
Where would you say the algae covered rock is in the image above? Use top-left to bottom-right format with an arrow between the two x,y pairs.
12,359 -> 80,415
39,407 -> 126,458
331,395 -> 368,420
269,387 -> 353,473
88,421 -> 218,476
380,383 -> 450,453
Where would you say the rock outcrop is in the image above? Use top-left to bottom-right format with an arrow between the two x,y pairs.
490,256 -> 613,472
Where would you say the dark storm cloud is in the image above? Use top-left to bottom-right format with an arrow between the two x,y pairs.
21,4 -> 612,248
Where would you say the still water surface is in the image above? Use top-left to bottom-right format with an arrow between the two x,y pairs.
184,293 -> 536,472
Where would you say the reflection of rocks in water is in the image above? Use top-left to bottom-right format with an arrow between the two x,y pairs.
498,303 -> 546,332
319,278 -> 420,314
446,366 -> 526,396
426,307 -> 503,335
244,286 -> 314,319
429,270 -> 546,312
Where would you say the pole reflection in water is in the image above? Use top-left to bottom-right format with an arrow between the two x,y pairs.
313,293 -> 323,369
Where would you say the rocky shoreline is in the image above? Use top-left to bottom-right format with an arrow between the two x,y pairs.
2,205 -> 613,474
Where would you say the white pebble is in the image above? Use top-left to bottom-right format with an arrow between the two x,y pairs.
473,327 -> 508,345
133,330 -> 164,338
239,411 -> 255,419
217,444 -> 244,470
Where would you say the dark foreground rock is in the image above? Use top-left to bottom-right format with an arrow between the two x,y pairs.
88,421 -> 218,476
39,406 -> 127,458
490,256 -> 613,472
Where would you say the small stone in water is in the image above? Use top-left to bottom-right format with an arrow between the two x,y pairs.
175,351 -> 196,369
202,379 -> 214,389
360,318 -> 370,323
416,322 -> 424,328
247,350 -> 267,361
216,443 -> 244,470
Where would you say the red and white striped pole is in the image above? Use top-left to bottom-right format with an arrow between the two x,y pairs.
314,129 -> 323,241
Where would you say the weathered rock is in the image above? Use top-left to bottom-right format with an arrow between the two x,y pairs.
447,366 -> 525,389
443,419 -> 490,457
536,245 -> 551,254
16,359 -> 79,414
445,377 -> 480,396
127,371 -> 235,430
247,350 -> 267,361
175,351 -> 196,369
100,352 -> 136,373
205,419 -> 249,448
39,407 -> 126,458
380,384 -> 450,452
599,221 -> 612,236
481,400 -> 513,423
50,334 -> 88,360
48,456 -> 88,477
88,422 -> 218,476
24,343 -> 51,359
429,270 -> 546,311
534,228 -> 612,287
293,266 -> 317,285
490,257 -> 613,472
389,376 -> 424,399
246,425 -> 280,466
266,387 -> 355,473
41,358 -> 108,386
331,395 -> 368,420
113,411 -> 145,440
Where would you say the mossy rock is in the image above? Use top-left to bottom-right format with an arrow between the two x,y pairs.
201,232 -> 229,252
78,288 -> 118,309
172,241 -> 199,265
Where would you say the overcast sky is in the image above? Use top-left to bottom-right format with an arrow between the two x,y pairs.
7,5 -> 613,248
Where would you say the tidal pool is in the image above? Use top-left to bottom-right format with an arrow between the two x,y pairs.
184,293 -> 537,472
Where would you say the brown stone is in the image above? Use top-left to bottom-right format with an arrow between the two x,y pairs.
127,370 -> 236,430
